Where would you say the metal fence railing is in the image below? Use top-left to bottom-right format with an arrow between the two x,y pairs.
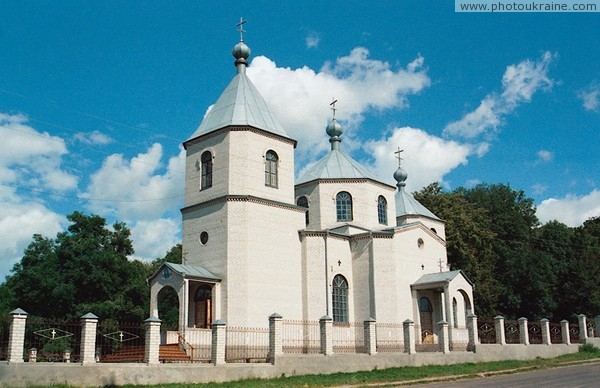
332,322 -> 366,354
97,320 -> 146,362
225,326 -> 269,363
282,320 -> 320,354
26,317 -> 82,362
376,322 -> 404,353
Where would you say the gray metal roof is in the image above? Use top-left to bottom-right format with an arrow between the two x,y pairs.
163,262 -> 221,281
296,148 -> 385,185
395,186 -> 440,220
412,270 -> 472,286
186,71 -> 291,143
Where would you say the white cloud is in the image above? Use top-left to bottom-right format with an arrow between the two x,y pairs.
537,189 -> 600,227
247,47 -> 430,162
578,82 -> 600,111
74,130 -> 113,145
536,149 -> 554,163
82,143 -> 185,220
0,201 -> 65,281
0,112 -> 78,280
130,218 -> 180,261
444,97 -> 500,139
305,32 -> 320,48
0,113 -> 77,192
365,126 -> 471,191
444,52 -> 554,139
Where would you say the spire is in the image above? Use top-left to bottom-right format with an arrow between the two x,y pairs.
232,18 -> 251,73
326,98 -> 343,150
393,147 -> 408,189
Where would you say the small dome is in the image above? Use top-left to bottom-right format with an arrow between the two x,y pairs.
232,41 -> 251,60
326,119 -> 343,138
394,166 -> 408,185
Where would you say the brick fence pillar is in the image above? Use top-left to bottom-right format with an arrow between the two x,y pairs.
540,318 -> 551,345
466,314 -> 478,351
364,317 -> 377,355
211,319 -> 227,365
494,316 -> 506,345
577,314 -> 588,343
403,319 -> 416,354
144,316 -> 161,365
268,313 -> 283,363
8,308 -> 28,363
560,319 -> 571,345
438,320 -> 449,354
80,312 -> 99,364
518,317 -> 529,345
320,316 -> 333,355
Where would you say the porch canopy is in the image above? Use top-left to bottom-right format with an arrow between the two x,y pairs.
148,262 -> 221,329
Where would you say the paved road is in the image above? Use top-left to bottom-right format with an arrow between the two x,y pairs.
413,361 -> 600,387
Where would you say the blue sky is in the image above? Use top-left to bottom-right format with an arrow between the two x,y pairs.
1,1 -> 599,281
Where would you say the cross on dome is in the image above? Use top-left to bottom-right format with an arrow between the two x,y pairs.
394,147 -> 404,168
236,17 -> 247,42
330,98 -> 338,119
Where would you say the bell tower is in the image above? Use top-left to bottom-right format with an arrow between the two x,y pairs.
180,21 -> 305,326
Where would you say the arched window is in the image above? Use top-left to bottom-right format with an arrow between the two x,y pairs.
201,151 -> 213,190
332,275 -> 348,323
336,192 -> 353,222
377,195 -> 387,225
419,297 -> 433,313
297,196 -> 309,225
265,150 -> 278,187
452,298 -> 458,328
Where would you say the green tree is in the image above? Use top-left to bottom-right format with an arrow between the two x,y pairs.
457,184 -> 541,318
3,212 -> 146,321
415,183 -> 498,318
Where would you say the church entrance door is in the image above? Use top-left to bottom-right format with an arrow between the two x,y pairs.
419,297 -> 434,343
194,285 -> 212,328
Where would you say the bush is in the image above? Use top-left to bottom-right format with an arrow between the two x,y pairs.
579,343 -> 600,353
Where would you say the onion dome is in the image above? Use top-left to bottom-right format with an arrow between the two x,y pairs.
394,165 -> 408,188
327,119 -> 343,150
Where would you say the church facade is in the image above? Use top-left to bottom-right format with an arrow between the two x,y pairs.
148,34 -> 474,348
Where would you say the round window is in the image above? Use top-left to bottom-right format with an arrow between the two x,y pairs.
200,231 -> 209,245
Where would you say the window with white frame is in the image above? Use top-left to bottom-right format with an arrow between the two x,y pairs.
201,151 -> 213,190
377,195 -> 387,225
336,191 -> 353,222
332,274 -> 349,323
265,150 -> 278,187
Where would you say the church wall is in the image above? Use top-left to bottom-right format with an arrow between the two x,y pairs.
305,181 -> 396,231
181,201 -> 228,273
294,184 -> 320,229
391,227 -> 448,322
325,236 -> 354,320
300,234 -> 328,321
397,215 -> 446,241
227,131 -> 296,204
225,200 -> 305,327
368,237 -> 404,323
184,131 -> 230,207
300,234 -> 357,322
350,237 -> 373,321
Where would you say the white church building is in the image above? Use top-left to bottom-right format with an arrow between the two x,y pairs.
148,32 -> 475,348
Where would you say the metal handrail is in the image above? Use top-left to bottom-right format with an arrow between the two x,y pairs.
177,332 -> 195,361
